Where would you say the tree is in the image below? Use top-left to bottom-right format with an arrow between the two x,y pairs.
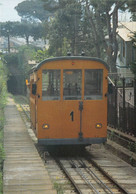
43,0 -> 129,72
15,0 -> 51,22
0,22 -> 18,53
2,0 -> 131,73
126,0 -> 136,21
3,45 -> 38,94
34,49 -> 50,62
31,23 -> 45,41
15,22 -> 36,45
0,22 -> 44,46
43,0 -> 83,56
83,0 -> 127,72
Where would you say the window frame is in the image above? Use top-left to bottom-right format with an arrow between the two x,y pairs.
63,69 -> 82,100
42,69 -> 61,101
84,69 -> 103,100
41,68 -> 104,101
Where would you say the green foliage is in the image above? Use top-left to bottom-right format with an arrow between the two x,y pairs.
15,0 -> 51,22
3,45 -> 38,95
0,22 -> 44,45
4,45 -> 37,70
4,54 -> 18,67
34,49 -> 50,62
0,60 -> 7,127
0,62 -> 7,110
0,60 -> 7,194
18,45 -> 37,66
54,182 -> 64,194
46,0 -> 83,56
12,0 -> 128,68
1,0 -> 133,71
0,21 -> 18,37
126,0 -> 136,20
43,0 -> 126,68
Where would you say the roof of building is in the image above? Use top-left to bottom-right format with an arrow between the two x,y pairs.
118,22 -> 136,41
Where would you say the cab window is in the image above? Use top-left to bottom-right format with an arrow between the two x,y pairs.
84,69 -> 103,100
63,69 -> 82,100
42,70 -> 61,100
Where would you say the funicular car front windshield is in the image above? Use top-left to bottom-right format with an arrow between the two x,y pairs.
63,69 -> 82,100
42,68 -> 103,101
84,69 -> 103,100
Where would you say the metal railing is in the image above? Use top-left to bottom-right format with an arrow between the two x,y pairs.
108,78 -> 136,137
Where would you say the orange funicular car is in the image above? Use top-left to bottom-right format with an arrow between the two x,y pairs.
29,56 -> 109,147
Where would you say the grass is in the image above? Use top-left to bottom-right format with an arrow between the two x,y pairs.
54,182 -> 64,194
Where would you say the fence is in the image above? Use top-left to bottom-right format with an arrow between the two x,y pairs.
108,78 -> 136,137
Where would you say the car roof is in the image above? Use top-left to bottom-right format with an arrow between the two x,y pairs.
31,56 -> 109,72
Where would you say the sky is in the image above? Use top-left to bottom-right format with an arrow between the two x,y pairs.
0,0 -> 24,22
0,0 -> 131,23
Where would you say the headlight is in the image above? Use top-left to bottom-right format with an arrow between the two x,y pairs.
95,123 -> 102,129
42,124 -> 49,129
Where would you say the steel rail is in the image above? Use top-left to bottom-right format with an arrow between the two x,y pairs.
54,158 -> 83,194
78,159 -> 114,194
70,159 -> 100,194
19,102 -> 130,194
20,104 -> 30,120
85,153 -> 130,194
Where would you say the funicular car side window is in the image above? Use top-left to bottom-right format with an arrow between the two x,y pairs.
84,69 -> 103,100
42,70 -> 61,100
63,70 -> 82,100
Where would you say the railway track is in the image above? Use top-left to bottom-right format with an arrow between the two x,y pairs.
53,155 -> 130,194
18,100 -> 135,194
19,103 -> 30,119
55,157 -> 115,194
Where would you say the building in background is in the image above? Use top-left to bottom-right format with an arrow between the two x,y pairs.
116,22 -> 136,84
